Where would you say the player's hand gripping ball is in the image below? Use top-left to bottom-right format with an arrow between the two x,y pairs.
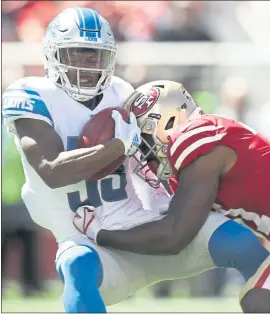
78,107 -> 129,181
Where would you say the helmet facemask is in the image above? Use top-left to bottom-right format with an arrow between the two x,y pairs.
132,117 -> 174,189
44,43 -> 116,102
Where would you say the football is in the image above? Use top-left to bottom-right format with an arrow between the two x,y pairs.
78,107 -> 128,181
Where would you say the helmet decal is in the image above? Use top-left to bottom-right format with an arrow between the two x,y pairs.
75,7 -> 101,39
131,87 -> 160,117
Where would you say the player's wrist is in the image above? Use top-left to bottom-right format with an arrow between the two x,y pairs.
95,229 -> 110,246
94,228 -> 103,244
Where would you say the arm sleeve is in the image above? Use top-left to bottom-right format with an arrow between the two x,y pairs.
168,118 -> 227,172
2,81 -> 54,134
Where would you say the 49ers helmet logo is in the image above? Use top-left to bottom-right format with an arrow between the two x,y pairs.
131,87 -> 160,117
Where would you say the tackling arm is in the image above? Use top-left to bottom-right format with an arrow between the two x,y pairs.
97,146 -> 228,255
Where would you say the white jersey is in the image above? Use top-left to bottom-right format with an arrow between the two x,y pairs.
3,76 -> 166,243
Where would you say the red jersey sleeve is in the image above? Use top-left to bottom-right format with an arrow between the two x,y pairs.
168,117 -> 227,172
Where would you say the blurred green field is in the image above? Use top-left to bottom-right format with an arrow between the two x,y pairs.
2,282 -> 242,313
2,296 -> 242,312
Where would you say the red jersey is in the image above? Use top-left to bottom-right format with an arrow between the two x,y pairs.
167,114 -> 270,239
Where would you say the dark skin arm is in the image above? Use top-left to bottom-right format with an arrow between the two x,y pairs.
15,119 -> 125,189
97,146 -> 235,255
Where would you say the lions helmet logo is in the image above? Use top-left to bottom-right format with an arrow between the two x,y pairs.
131,87 -> 160,117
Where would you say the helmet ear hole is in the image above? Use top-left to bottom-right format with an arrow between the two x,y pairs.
165,116 -> 175,130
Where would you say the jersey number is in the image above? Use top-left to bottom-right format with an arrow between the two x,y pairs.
67,136 -> 127,212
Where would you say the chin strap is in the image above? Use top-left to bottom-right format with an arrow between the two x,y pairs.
68,91 -> 94,102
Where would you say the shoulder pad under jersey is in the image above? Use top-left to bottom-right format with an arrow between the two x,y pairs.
110,76 -> 134,106
2,77 -> 55,133
168,115 -> 227,172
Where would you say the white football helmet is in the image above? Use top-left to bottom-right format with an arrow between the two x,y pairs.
124,80 -> 203,188
43,7 -> 117,102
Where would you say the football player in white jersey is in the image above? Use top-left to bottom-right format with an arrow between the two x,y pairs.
3,7 -> 262,314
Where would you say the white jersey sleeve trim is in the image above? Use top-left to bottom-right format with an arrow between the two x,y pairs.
174,132 -> 227,170
3,111 -> 54,127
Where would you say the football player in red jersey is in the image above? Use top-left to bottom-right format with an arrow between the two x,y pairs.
75,81 -> 270,312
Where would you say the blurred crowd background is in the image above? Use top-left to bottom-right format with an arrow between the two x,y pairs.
2,0 -> 270,306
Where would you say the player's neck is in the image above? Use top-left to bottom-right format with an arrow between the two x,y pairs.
79,93 -> 104,111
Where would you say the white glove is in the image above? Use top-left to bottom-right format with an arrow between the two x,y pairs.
112,110 -> 141,156
73,206 -> 101,242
